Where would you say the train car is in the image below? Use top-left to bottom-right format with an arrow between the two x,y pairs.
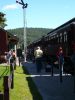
27,18 -> 75,74
44,18 -> 75,56
43,18 -> 75,74
28,18 -> 75,56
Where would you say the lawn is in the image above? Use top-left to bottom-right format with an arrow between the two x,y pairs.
10,66 -> 43,100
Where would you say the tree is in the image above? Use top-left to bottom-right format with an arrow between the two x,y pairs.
0,12 -> 7,28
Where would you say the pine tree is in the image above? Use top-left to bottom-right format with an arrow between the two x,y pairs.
0,12 -> 7,28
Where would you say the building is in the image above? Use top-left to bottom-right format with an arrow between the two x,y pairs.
0,27 -> 18,63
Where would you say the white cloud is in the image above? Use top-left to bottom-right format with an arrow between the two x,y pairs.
2,4 -> 18,10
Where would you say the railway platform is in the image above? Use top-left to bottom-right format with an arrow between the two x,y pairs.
22,61 -> 75,100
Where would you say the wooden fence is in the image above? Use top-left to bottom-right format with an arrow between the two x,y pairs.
0,57 -> 16,100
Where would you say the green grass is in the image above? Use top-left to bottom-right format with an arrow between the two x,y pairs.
0,65 -> 10,92
10,66 -> 43,100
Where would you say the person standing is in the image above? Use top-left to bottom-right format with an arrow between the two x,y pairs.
57,46 -> 64,82
58,47 -> 64,72
6,50 -> 12,65
34,46 -> 43,73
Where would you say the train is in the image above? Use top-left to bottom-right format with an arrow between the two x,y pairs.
27,18 -> 75,74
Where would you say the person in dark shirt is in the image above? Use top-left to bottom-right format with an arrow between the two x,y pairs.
57,46 -> 64,74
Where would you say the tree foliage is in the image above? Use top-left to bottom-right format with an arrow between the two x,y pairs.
0,12 -> 7,28
7,27 -> 52,49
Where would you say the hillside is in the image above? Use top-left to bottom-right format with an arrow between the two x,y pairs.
7,27 -> 52,48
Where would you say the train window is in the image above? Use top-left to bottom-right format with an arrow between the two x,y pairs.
52,36 -> 54,39
48,36 -> 49,40
64,34 -> 68,42
60,33 -> 62,43
44,38 -> 46,41
65,34 -> 67,42
49,36 -> 50,40
54,35 -> 56,38
58,36 -> 60,43
64,31 -> 67,42
49,37 -> 51,40
47,36 -> 49,41
57,35 -> 58,38
51,37 -> 53,39
64,35 -> 66,42
56,35 -> 58,43
46,38 -> 48,41
50,37 -> 51,40
45,37 -> 47,41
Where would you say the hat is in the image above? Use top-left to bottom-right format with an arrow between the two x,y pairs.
37,46 -> 40,49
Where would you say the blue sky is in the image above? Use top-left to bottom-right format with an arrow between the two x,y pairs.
0,0 -> 75,29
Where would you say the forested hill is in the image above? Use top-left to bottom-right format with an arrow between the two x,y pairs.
7,27 -> 52,47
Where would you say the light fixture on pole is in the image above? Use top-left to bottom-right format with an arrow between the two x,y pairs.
16,0 -> 28,62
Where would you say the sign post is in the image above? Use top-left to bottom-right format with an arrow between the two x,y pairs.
16,0 -> 28,62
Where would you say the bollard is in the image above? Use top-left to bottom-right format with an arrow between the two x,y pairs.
73,59 -> 75,93
11,72 -> 14,89
19,57 -> 20,66
10,58 -> 14,89
0,93 -> 3,100
51,64 -> 53,76
4,76 -> 9,100
14,61 -> 16,70
59,63 -> 63,83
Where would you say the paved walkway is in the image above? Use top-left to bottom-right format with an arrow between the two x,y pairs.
22,61 -> 75,100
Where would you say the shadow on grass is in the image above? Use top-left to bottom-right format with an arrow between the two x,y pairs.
0,66 -> 9,79
22,65 -> 30,75
22,65 -> 43,100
